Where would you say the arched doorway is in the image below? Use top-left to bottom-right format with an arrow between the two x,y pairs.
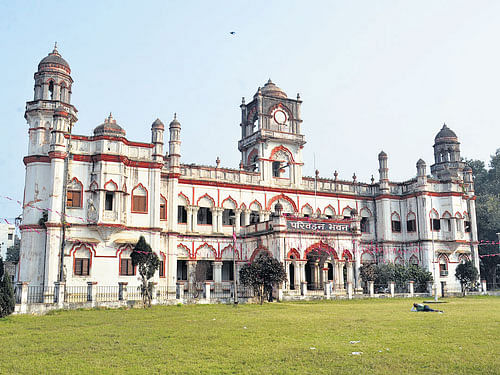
305,248 -> 333,290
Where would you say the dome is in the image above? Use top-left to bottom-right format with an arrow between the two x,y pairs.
169,113 -> 180,128
416,158 -> 426,166
93,113 -> 126,137
259,79 -> 287,99
435,124 -> 458,143
38,43 -> 70,73
378,150 -> 387,158
152,118 -> 164,130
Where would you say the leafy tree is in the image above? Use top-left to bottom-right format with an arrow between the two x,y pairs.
359,263 -> 376,282
466,151 -> 500,288
131,236 -> 159,307
0,257 -> 15,318
406,264 -> 433,293
455,261 -> 479,296
239,253 -> 286,304
6,245 -> 20,263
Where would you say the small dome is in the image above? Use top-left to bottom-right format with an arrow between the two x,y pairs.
169,113 -> 180,127
38,43 -> 70,73
274,201 -> 283,213
152,118 -> 164,130
378,150 -> 387,158
93,113 -> 126,137
435,123 -> 458,143
258,79 -> 287,98
416,158 -> 426,166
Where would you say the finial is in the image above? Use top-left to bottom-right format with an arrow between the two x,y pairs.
334,170 -> 338,180
241,97 -> 245,104
267,78 -> 272,84
371,175 -> 375,184
297,93 -> 300,100
239,160 -> 244,170
174,113 -> 177,120
315,169 -> 319,177
352,173 -> 357,182
216,157 -> 220,168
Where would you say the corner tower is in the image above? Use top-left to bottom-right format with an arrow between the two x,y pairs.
430,124 -> 464,181
238,80 -> 305,186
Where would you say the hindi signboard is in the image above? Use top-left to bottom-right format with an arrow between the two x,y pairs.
286,219 -> 351,233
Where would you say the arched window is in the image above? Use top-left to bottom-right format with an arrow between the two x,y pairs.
464,213 -> 471,233
442,212 -> 452,232
74,246 -> 91,276
407,212 -> 417,232
438,254 -> 448,276
160,196 -> 167,221
391,213 -> 401,233
48,81 -> 54,100
360,209 -> 371,233
119,248 -> 135,276
66,178 -> 83,208
430,210 -> 441,231
132,184 -> 148,213
409,255 -> 419,265
104,180 -> 118,211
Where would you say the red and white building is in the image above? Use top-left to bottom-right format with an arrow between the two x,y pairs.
18,46 -> 479,296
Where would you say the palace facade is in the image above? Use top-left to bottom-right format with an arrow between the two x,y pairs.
18,46 -> 479,296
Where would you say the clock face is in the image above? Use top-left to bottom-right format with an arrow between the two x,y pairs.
273,109 -> 287,125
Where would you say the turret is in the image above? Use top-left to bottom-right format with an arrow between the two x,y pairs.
151,118 -> 164,162
430,123 -> 464,181
378,151 -> 389,192
416,158 -> 427,186
168,114 -> 181,174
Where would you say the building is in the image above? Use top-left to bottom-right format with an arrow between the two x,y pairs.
18,45 -> 479,296
0,223 -> 16,260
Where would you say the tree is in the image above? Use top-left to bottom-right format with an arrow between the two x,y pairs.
0,257 -> 15,318
239,252 -> 286,304
6,245 -> 20,263
131,236 -> 159,307
466,151 -> 500,288
455,261 -> 479,296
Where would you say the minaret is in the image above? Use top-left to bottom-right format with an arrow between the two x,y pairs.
168,113 -> 181,176
416,159 -> 427,186
378,151 -> 389,192
430,123 -> 464,181
151,118 -> 164,162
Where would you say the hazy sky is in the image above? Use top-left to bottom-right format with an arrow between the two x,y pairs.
1,1 -> 500,219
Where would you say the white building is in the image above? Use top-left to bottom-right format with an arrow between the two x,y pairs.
0,223 -> 16,260
18,46 -> 479,295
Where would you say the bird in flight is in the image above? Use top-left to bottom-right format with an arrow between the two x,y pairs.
230,31 -> 236,35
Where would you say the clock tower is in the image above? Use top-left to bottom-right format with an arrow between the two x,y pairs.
238,80 -> 305,186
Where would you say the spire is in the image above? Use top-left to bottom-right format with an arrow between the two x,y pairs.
51,42 -> 60,56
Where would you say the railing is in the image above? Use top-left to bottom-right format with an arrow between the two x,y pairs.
65,286 -> 91,303
157,286 -> 169,301
211,284 -> 232,300
374,284 -> 390,295
95,286 -> 119,302
26,286 -> 57,304
127,286 -> 143,301
237,286 -> 255,298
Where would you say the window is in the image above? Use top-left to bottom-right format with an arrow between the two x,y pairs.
222,209 -> 235,225
444,219 -> 451,232
439,257 -> 448,276
7,233 -> 13,240
120,258 -> 135,276
464,220 -> 470,232
160,197 -> 167,220
67,178 -> 83,208
249,211 -> 259,224
407,218 -> 417,232
132,185 -> 148,213
74,258 -> 89,276
177,260 -> 187,280
360,217 -> 370,233
48,81 -> 54,100
272,161 -> 281,177
196,260 -> 213,281
105,192 -> 114,211
391,215 -> 401,233
197,207 -> 212,225
159,260 -> 165,277
222,261 -> 234,281
177,206 -> 187,223
431,219 -> 441,231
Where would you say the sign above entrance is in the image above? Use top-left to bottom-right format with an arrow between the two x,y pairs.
286,218 -> 351,233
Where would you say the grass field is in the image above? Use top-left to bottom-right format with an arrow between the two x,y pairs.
0,296 -> 499,374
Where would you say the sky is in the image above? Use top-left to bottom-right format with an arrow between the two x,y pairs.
1,0 -> 500,220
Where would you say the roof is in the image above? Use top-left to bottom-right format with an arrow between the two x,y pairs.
93,113 -> 126,137
259,79 -> 287,99
38,43 -> 70,72
435,124 -> 458,143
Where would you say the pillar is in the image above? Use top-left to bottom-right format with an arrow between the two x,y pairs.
191,206 -> 199,232
409,281 -> 414,297
235,208 -> 242,233
301,281 -> 308,296
186,206 -> 193,232
176,282 -> 184,299
481,279 -> 487,293
187,260 -> 197,288
347,282 -> 353,299
389,281 -> 395,297
322,267 -> 328,288
338,263 -> 345,289
243,209 -> 250,226
55,281 -> 65,307
347,262 -> 354,286
212,208 -> 219,233
298,261 -> 306,286
369,281 -> 374,297
118,282 -> 128,302
258,210 -> 265,223
324,281 -> 331,297
204,282 -> 211,300
213,261 -> 222,284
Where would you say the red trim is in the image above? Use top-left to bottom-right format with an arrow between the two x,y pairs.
342,249 -> 353,261
287,248 -> 300,259
221,244 -> 240,260
23,155 -> 51,165
72,154 -> 162,169
455,211 -> 463,218
104,179 -> 119,191
301,203 -> 313,214
269,145 -> 296,164
66,134 -> 154,148
359,207 -> 372,217
197,193 -> 216,207
159,251 -> 166,277
323,204 -> 336,216
406,211 -> 416,220
239,203 -> 247,210
67,177 -> 84,208
391,212 -> 401,221
117,245 -> 136,276
266,194 -> 298,212
429,208 -> 439,218
177,243 -> 191,258
178,192 -> 190,205
70,243 -> 93,276
246,148 -> 259,166
341,206 -> 353,216
131,183 -> 149,214
304,242 -> 338,260
221,195 -> 237,209
160,195 -> 167,221
194,242 -> 217,259
249,246 -> 272,262
442,210 -> 452,218
48,151 -> 67,159
249,199 -> 263,211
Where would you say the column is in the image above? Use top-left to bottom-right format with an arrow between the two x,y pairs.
333,260 -> 339,290
389,281 -> 395,297
191,206 -> 199,232
347,282 -> 353,299
322,266 -> 328,289
186,206 -> 193,232
258,210 -> 265,223
235,208 -> 242,233
243,209 -> 251,226
346,262 -> 354,286
204,282 -> 211,300
369,281 -> 374,297
298,261 -> 306,286
213,261 -> 223,284
217,208 -> 224,233
409,281 -> 414,297
338,262 -> 345,289
212,208 -> 219,233
187,260 -> 197,289
312,261 -> 319,288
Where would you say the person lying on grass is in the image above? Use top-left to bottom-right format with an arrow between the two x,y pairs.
411,303 -> 444,313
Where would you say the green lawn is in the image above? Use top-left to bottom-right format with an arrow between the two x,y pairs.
0,297 -> 499,374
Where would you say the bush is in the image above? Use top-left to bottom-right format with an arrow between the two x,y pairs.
455,261 -> 479,296
360,262 -> 432,293
0,257 -> 15,317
